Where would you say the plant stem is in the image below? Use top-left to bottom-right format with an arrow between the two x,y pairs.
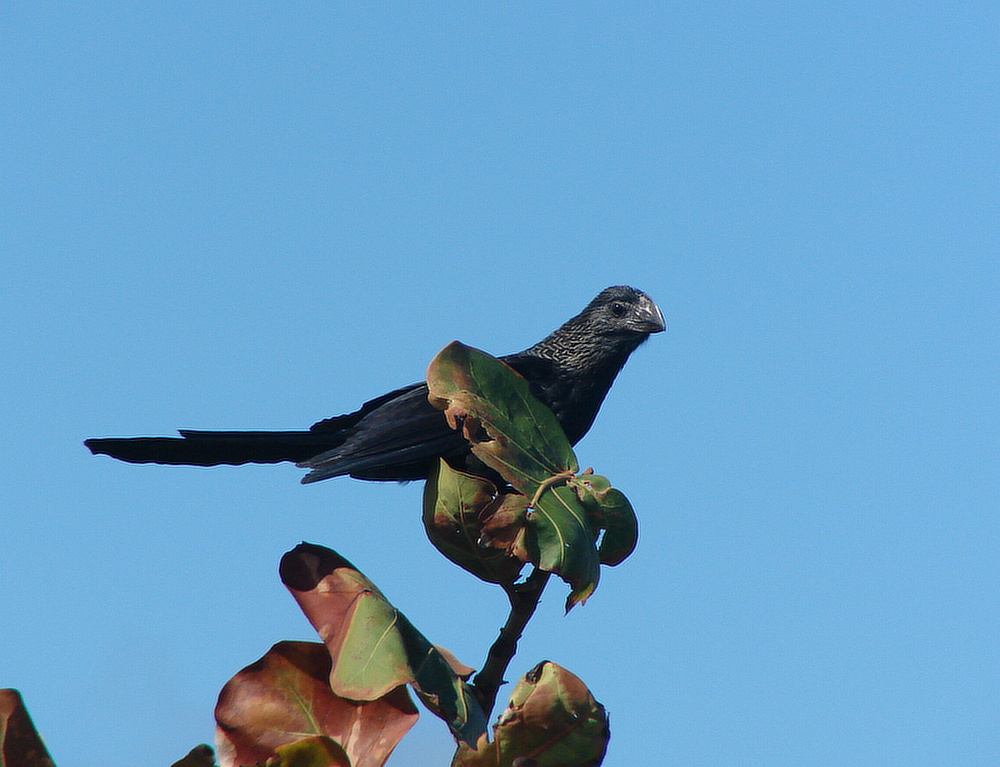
471,567 -> 552,719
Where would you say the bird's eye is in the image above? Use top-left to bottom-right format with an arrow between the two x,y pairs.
610,301 -> 626,317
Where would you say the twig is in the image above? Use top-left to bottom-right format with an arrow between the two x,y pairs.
471,567 -> 552,719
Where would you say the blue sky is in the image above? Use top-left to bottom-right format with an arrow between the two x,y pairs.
2,3 -> 997,766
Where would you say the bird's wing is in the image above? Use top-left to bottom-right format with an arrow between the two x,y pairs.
300,383 -> 467,482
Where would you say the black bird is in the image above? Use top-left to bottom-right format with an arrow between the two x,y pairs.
85,286 -> 665,484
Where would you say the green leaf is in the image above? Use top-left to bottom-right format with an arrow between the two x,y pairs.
529,485 -> 600,608
452,662 -> 610,767
0,690 -> 56,767
280,544 -> 487,745
426,341 -> 578,495
270,737 -> 351,767
170,744 -> 216,767
567,474 -> 638,566
423,459 -> 525,585
214,641 -> 417,767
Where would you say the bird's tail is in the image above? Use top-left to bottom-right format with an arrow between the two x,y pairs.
84,430 -> 343,467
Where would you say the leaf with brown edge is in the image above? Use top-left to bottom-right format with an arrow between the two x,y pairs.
479,492 -> 533,564
423,459 -> 526,585
0,690 -> 56,767
452,662 -> 609,767
426,341 -> 578,496
280,543 -> 487,745
214,641 -> 417,767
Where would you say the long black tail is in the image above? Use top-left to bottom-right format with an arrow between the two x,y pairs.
84,430 -> 342,467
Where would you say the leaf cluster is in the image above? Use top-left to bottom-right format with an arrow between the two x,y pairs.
425,341 -> 638,608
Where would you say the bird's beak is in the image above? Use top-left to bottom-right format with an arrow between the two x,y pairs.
636,296 -> 666,333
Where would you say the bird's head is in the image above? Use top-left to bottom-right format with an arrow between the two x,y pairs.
521,285 -> 665,373
582,285 -> 666,338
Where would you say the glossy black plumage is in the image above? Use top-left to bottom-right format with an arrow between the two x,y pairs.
85,286 -> 664,484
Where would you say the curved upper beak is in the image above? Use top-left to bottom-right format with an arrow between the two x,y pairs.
636,295 -> 666,333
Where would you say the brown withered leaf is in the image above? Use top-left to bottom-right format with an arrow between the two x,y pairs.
423,459 -> 526,585
215,641 -> 417,767
478,493 -> 533,564
0,689 -> 56,767
453,662 -> 609,767
433,645 -> 477,680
